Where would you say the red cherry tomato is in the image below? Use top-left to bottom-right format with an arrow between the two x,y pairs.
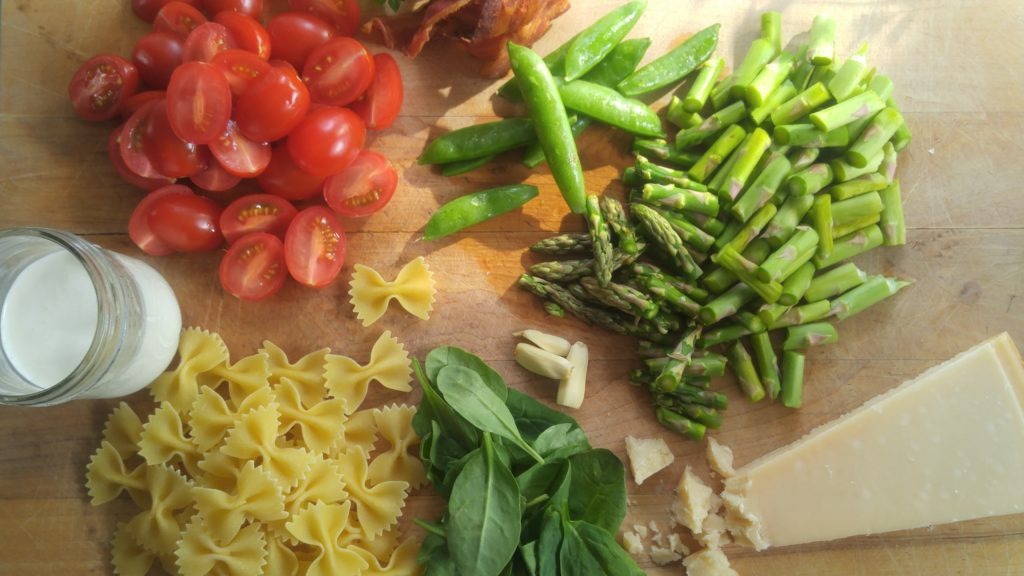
265,12 -> 334,70
220,193 -> 298,243
256,145 -> 326,201
147,193 -> 224,252
132,0 -> 201,23
202,0 -> 263,19
284,206 -> 346,287
142,100 -> 208,178
350,53 -> 403,130
190,157 -> 241,192
132,31 -> 184,88
288,0 -> 360,37
68,55 -> 140,122
209,119 -> 271,177
211,49 -> 270,96
153,2 -> 207,37
286,106 -> 364,177
214,12 -> 271,60
128,184 -> 194,255
120,99 -> 169,179
166,62 -> 232,144
183,22 -> 238,64
219,232 -> 288,300
109,124 -> 176,190
301,37 -> 374,107
323,150 -> 397,218
234,65 -> 310,142
120,90 -> 166,120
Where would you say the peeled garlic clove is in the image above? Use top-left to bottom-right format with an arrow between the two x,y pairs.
514,329 -> 572,357
514,343 -> 572,380
557,341 -> 588,409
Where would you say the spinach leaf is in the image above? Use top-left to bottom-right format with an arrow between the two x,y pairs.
557,517 -> 606,576
426,346 -> 508,401
533,423 -> 591,461
418,530 -> 458,576
519,542 -> 539,576
437,365 -> 544,463
441,449 -> 478,497
567,449 -> 627,533
573,521 -> 647,576
505,388 -> 579,441
516,460 -> 567,507
414,359 -> 479,450
537,506 -> 564,576
447,433 -> 522,576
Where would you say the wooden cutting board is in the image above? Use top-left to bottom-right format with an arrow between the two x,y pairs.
2,0 -> 1024,574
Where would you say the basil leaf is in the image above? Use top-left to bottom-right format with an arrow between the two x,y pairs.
437,365 -> 543,463
505,388 -> 579,441
567,449 -> 627,533
533,423 -> 591,460
426,346 -> 508,401
448,434 -> 522,576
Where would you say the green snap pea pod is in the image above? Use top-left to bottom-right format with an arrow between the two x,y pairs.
423,185 -> 539,240
497,31 -> 579,101
419,118 -> 535,165
440,154 -> 496,177
682,55 -> 725,113
580,37 -> 652,89
564,0 -> 647,81
617,23 -> 721,97
508,43 -> 587,214
522,115 -> 590,169
559,79 -> 665,137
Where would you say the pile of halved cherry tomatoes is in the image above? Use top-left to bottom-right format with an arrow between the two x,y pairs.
67,0 -> 403,300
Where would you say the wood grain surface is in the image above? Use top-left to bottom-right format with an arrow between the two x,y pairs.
3,0 -> 1024,574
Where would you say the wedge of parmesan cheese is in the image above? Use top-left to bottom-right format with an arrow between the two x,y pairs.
706,436 -> 735,478
672,465 -> 713,534
624,436 -> 674,485
682,548 -> 738,576
723,333 -> 1024,549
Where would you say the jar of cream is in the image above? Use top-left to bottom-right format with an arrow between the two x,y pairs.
0,228 -> 181,406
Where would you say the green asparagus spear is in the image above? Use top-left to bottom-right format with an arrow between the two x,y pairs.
543,301 -> 566,318
770,82 -> 831,126
633,139 -> 700,168
761,11 -> 783,55
810,195 -> 834,259
879,141 -> 899,183
829,172 -> 889,201
773,124 -> 850,148
805,262 -> 869,302
750,331 -> 781,400
530,233 -> 592,255
632,203 -> 702,279
683,55 -> 725,113
788,163 -> 834,195
642,183 -> 720,217
698,323 -> 753,347
703,239 -> 772,294
783,321 -> 838,350
813,224 -> 883,268
633,273 -> 701,317
832,213 -> 880,239
736,310 -> 768,333
746,51 -> 796,107
656,407 -> 707,441
756,225 -> 819,283
728,38 -> 777,99
809,91 -> 885,132
699,282 -> 757,325
749,80 -> 797,125
629,261 -> 710,301
651,207 -> 717,253
721,127 -> 773,202
832,192 -> 884,229
728,340 -> 766,402
726,203 -> 777,253
687,353 -> 728,377
868,74 -> 895,102
827,43 -> 869,101
768,300 -> 832,329
600,195 -> 640,255
687,124 -> 747,183
779,261 -> 816,306
847,107 -> 905,168
713,245 -> 784,303
807,14 -> 836,65
654,326 -> 701,393
879,180 -> 906,246
585,195 -> 613,286
580,276 -> 659,319
635,155 -> 708,189
762,194 -> 815,248
676,100 -> 748,150
780,350 -> 806,408
786,147 -> 820,176
831,147 -> 884,182
731,155 -> 792,222
830,275 -> 911,320
891,116 -> 912,151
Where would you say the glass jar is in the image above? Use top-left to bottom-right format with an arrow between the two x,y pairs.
0,228 -> 182,406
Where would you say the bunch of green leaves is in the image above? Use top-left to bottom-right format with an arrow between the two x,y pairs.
413,346 -> 646,576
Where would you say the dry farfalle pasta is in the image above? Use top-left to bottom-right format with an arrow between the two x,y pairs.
325,330 -> 412,413
349,256 -> 436,326
84,329 -> 424,576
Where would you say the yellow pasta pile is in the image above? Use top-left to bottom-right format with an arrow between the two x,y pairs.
85,328 -> 426,576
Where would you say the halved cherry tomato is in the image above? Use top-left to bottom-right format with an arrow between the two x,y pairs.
220,193 -> 298,243
68,55 -> 140,122
166,61 -> 232,144
147,193 -> 223,252
256,144 -> 326,201
132,32 -> 184,88
153,2 -> 207,37
120,90 -> 166,120
120,99 -> 168,179
133,0 -> 201,23
288,0 -> 360,37
265,12 -> 334,70
202,0 -> 263,19
350,53 -> 403,130
234,64 -> 310,142
301,37 -> 374,107
323,150 -> 397,218
190,157 -> 241,192
284,206 -> 346,287
142,100 -> 208,178
214,12 -> 271,59
286,106 -> 364,177
109,124 -> 175,190
219,232 -> 287,300
211,49 -> 270,95
209,119 -> 271,177
183,22 -> 238,63
128,184 -> 194,255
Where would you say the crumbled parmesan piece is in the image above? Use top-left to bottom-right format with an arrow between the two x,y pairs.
673,465 -> 713,534
683,548 -> 738,576
697,512 -> 731,549
624,436 -> 675,485
709,492 -> 724,514
652,530 -> 666,547
648,520 -> 660,535
622,530 -> 645,555
668,533 -> 690,556
632,524 -> 649,539
721,481 -> 769,550
706,437 -> 736,478
649,545 -> 682,566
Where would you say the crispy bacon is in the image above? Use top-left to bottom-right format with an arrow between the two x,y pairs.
362,0 -> 571,78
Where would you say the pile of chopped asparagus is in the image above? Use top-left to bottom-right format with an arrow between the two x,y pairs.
519,12 -> 911,440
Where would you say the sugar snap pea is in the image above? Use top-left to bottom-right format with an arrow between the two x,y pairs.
618,23 -> 720,96
419,118 -> 535,165
580,37 -> 652,89
559,79 -> 664,137
441,154 -> 496,177
565,0 -> 646,81
509,43 -> 587,214
423,184 -> 539,240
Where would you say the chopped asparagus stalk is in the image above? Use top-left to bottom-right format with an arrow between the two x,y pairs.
830,275 -> 911,320
642,183 -> 720,217
636,155 -> 708,190
728,340 -> 765,402
633,138 -> 700,168
581,276 -> 659,319
699,282 -> 757,325
698,323 -> 753,347
703,239 -> 772,294
813,224 -> 883,269
756,226 -> 819,283
879,141 -> 899,183
600,195 -> 640,255
847,107 -> 905,168
780,350 -> 806,408
731,155 -> 792,223
828,172 -> 889,201
807,13 -> 836,65
722,127 -> 773,202
770,82 -> 831,126
832,213 -> 881,239
729,38 -> 777,98
683,55 -> 725,113
830,146 -> 885,182
654,326 -> 701,393
726,203 -> 778,253
786,146 -> 821,176
751,331 -> 781,400
762,194 -> 815,248
761,11 -> 782,55
809,90 -> 885,132
879,179 -> 906,246
768,300 -> 832,329
810,195 -> 834,259
714,245 -> 784,303
688,124 -> 747,183
633,273 -> 701,317
736,311 -> 768,333
676,100 -> 748,149
773,124 -> 850,148
629,261 -> 710,302
826,42 -> 869,101
746,51 -> 796,107
531,233 -> 592,255
779,261 -> 816,306
585,195 -> 614,286
656,407 -> 707,441
805,262 -> 869,302
788,163 -> 834,196
652,207 -> 717,253
633,203 -> 702,279
783,321 -> 838,350
749,80 -> 797,125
